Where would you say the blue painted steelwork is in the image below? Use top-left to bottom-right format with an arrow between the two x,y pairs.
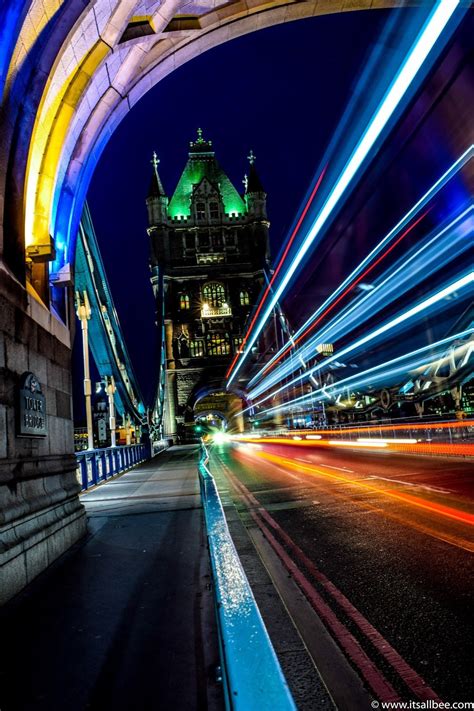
198,444 -> 296,711
76,442 -> 158,491
75,204 -> 146,421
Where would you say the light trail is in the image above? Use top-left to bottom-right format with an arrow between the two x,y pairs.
256,210 -> 430,379
249,175 -> 474,395
251,329 -> 474,417
245,273 -> 474,412
253,147 -> 474,383
225,166 -> 327,376
227,0 -> 463,388
252,450 -> 474,523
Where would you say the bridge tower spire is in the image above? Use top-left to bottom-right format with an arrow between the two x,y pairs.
146,151 -> 168,225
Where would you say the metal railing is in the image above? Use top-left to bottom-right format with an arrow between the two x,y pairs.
76,442 -> 154,491
198,443 -> 296,711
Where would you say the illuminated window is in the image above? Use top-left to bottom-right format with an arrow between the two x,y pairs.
196,202 -> 206,221
233,336 -> 244,353
189,340 -> 204,357
207,332 -> 230,356
240,290 -> 250,306
209,202 -> 219,220
202,282 -> 225,308
179,294 -> 190,310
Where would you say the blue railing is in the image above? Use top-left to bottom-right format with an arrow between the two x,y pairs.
198,443 -> 296,711
76,443 -> 152,491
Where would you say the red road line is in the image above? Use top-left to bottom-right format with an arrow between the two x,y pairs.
261,210 -> 430,376
226,166 -> 327,379
222,461 -> 440,702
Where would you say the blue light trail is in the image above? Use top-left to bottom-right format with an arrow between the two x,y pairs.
227,0 -> 463,388
248,206 -> 473,399
244,272 -> 474,412
248,147 -> 474,388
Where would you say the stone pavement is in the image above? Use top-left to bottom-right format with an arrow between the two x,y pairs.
0,445 -> 223,711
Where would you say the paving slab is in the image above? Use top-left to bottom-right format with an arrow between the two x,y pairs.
0,445 -> 223,711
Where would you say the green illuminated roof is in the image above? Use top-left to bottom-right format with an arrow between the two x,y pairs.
168,130 -> 246,218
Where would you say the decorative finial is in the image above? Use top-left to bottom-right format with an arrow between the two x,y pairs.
248,149 -> 256,165
197,127 -> 204,143
151,151 -> 160,169
242,174 -> 248,191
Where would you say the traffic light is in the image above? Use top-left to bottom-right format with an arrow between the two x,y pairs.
195,424 -> 203,433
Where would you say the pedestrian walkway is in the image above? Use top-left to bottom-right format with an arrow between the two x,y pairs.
0,446 -> 223,711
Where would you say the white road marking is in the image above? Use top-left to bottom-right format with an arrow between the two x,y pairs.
367,475 -> 452,494
320,463 -> 354,473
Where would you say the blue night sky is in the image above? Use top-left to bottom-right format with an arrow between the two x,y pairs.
81,11 -> 387,408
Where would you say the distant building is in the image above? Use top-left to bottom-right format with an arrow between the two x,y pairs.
146,130 -> 270,441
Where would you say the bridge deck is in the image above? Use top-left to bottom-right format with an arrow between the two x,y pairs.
0,446 -> 223,711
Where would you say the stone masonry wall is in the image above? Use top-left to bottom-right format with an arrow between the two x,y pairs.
0,267 -> 87,604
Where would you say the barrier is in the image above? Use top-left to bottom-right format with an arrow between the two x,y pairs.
198,443 -> 296,711
76,441 -> 168,491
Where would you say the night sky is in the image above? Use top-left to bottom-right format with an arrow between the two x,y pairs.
79,11 -> 387,410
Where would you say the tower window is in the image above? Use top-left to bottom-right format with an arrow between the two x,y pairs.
196,202 -> 206,221
207,333 -> 230,356
240,290 -> 250,306
202,282 -> 225,308
184,233 -> 195,250
189,340 -> 204,357
213,233 -> 223,249
179,294 -> 190,310
209,202 -> 219,220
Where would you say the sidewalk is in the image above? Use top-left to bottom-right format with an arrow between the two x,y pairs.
0,446 -> 223,711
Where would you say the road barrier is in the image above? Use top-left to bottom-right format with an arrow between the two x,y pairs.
198,443 -> 296,711
76,440 -> 168,491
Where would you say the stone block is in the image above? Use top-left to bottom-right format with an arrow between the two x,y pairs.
0,295 -> 15,339
0,366 -> 15,406
37,328 -> 53,359
15,308 -> 38,350
6,339 -> 28,375
56,389 -> 71,420
0,404 -> 6,458
25,539 -> 49,584
27,350 -> 48,387
43,383 -> 57,416
0,332 -> 5,368
0,553 -> 27,605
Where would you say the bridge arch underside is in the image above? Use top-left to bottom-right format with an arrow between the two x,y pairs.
0,0 -> 399,298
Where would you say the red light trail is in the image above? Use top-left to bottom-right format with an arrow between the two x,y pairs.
225,166 -> 327,379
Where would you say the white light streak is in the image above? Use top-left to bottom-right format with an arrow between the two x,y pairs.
228,0 -> 462,387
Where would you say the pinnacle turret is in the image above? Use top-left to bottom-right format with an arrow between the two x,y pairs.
245,150 -> 265,194
148,151 -> 166,198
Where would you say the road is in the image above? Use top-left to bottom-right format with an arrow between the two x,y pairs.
209,441 -> 474,704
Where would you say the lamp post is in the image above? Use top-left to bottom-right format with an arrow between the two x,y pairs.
75,290 -> 94,450
105,375 -> 117,447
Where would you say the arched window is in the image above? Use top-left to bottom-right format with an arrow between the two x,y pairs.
207,333 -> 230,356
240,290 -> 250,306
195,202 -> 206,221
202,282 -> 225,308
189,340 -> 204,358
179,294 -> 190,310
209,201 -> 219,220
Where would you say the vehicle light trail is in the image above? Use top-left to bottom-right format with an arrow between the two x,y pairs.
249,329 -> 473,416
258,210 -> 430,378
251,450 -> 474,525
225,166 -> 327,373
226,0 -> 463,388
249,200 -> 473,397
245,273 -> 474,411
249,147 -> 473,388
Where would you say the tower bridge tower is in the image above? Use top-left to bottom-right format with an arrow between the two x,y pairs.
147,130 -> 270,441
